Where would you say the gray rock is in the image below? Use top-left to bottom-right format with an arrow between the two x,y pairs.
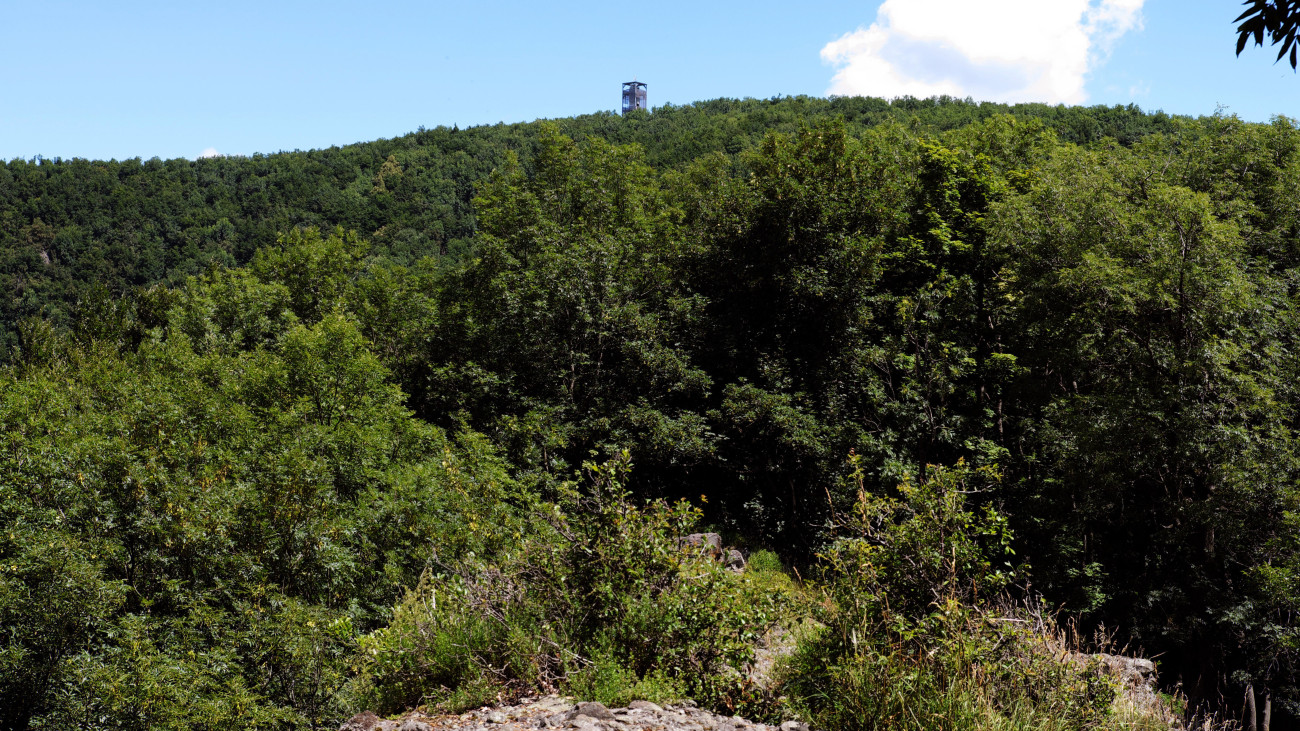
574,701 -> 616,721
536,697 -> 575,713
680,533 -> 723,559
359,693 -> 797,731
725,549 -> 746,571
779,722 -> 810,731
1093,653 -> 1157,691
340,712 -> 383,731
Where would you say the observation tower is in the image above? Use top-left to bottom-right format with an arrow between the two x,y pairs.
621,81 -> 647,115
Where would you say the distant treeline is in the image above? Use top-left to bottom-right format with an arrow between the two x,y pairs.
0,95 -> 1178,350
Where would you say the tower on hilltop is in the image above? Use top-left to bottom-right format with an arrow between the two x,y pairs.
621,81 -> 647,115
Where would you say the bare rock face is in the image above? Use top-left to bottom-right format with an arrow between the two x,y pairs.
744,625 -> 797,691
572,702 -> 615,721
340,711 -> 410,731
680,533 -> 724,560
1073,651 -> 1179,725
341,712 -> 384,731
1094,653 -> 1157,693
339,695 -> 811,731
724,549 -> 746,571
676,534 -> 749,572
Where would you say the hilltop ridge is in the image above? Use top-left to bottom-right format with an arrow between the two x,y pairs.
0,95 -> 1177,351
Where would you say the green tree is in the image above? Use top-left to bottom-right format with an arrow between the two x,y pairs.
992,133 -> 1300,714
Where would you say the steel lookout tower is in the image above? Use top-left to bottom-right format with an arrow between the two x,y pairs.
621,81 -> 647,115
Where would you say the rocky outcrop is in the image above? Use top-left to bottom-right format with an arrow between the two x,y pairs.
677,533 -> 747,571
339,696 -> 808,731
1093,653 -> 1157,694
678,533 -> 724,560
340,711 -> 436,731
1075,652 -> 1177,726
724,549 -> 746,571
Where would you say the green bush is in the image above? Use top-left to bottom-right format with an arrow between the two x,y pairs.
746,550 -> 784,575
565,646 -> 685,708
349,452 -> 776,714
781,459 -> 1124,731
0,281 -> 528,728
349,572 -> 512,714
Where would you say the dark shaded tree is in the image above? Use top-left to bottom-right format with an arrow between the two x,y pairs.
1237,0 -> 1300,68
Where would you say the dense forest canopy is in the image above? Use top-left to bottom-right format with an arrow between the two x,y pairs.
3,96 -> 1299,730
0,96 -> 1176,352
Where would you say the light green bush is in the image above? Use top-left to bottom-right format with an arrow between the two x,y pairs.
746,550 -> 784,574
565,646 -> 685,708
779,459 -> 1132,731
349,452 -> 778,714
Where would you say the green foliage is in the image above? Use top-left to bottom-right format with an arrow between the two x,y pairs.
990,118 -> 1300,714
348,570 -> 513,714
0,97 -> 1178,355
350,453 -> 775,715
565,648 -> 686,708
9,100 -> 1300,727
0,258 -> 525,727
746,550 -> 784,575
781,461 -> 1118,731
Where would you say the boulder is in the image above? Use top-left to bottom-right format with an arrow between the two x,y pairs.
1075,652 -> 1176,723
340,712 -> 382,731
1094,653 -> 1157,692
573,701 -> 616,721
725,549 -> 746,571
679,533 -> 724,559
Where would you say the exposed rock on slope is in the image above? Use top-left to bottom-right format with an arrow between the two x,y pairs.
340,696 -> 809,731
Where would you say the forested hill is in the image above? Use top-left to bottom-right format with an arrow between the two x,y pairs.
11,96 -> 1300,730
0,95 -> 1175,349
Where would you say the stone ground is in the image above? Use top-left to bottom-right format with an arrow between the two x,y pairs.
339,697 -> 811,731
336,626 -> 1168,731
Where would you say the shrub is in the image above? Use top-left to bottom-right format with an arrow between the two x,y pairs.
747,550 -> 785,574
780,458 -> 1128,731
349,452 -> 776,714
565,646 -> 685,708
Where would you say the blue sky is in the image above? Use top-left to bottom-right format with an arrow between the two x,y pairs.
2,0 -> 1297,162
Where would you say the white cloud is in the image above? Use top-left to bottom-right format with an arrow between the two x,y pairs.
198,147 -> 220,159
821,0 -> 1144,105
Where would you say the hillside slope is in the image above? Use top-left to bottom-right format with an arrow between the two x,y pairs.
0,96 -> 1175,349
7,98 -> 1299,730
